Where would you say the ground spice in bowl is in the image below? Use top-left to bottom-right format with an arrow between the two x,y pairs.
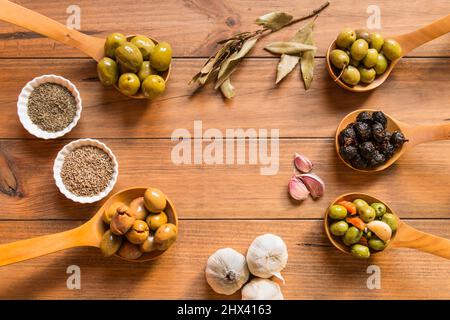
27,82 -> 77,132
60,145 -> 114,197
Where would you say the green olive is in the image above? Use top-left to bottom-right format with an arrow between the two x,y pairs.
359,205 -> 376,223
368,238 -> 387,251
110,205 -> 135,236
154,223 -> 178,251
137,61 -> 155,82
144,187 -> 167,213
358,67 -> 376,84
363,48 -> 378,68
99,230 -> 123,257
126,220 -> 150,245
104,33 -> 127,58
115,42 -> 143,73
353,199 -> 369,211
382,213 -> 398,231
118,241 -> 143,260
370,33 -> 384,52
139,235 -> 156,253
343,226 -> 363,246
330,49 -> 350,69
350,39 -> 369,61
150,42 -> 172,71
382,38 -> 402,61
336,28 -> 356,49
130,35 -> 155,60
342,65 -> 360,86
128,197 -> 149,221
141,75 -> 166,100
146,211 -> 168,231
97,57 -> 119,87
374,53 -> 389,75
103,201 -> 124,225
329,204 -> 347,220
355,29 -> 371,43
118,73 -> 140,96
351,244 -> 370,258
371,203 -> 387,217
330,220 -> 349,236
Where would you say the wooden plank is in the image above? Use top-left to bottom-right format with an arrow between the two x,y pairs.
0,139 -> 448,220
0,219 -> 448,299
0,58 -> 450,139
1,1 -> 450,58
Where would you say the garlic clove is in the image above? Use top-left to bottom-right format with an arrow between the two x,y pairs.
299,173 -> 325,199
294,152 -> 314,173
272,271 -> 285,284
288,175 -> 310,201
367,220 -> 392,242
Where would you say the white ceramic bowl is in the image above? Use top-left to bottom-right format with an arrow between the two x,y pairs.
53,139 -> 119,203
17,74 -> 82,139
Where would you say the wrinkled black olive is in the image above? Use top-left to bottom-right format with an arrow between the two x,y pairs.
372,122 -> 386,142
391,131 -> 407,149
368,151 -> 386,167
354,122 -> 371,141
359,141 -> 376,159
339,125 -> 357,146
379,140 -> 395,158
340,145 -> 358,160
351,154 -> 368,169
356,111 -> 372,123
372,111 -> 387,128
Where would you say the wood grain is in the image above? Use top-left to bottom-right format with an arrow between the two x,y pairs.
0,58 -> 450,139
0,219 -> 448,300
0,0 -> 450,58
0,139 -> 448,220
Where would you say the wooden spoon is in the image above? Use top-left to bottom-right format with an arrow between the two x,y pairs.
324,193 -> 450,259
336,109 -> 450,172
326,13 -> 450,92
0,0 -> 170,99
0,187 -> 178,267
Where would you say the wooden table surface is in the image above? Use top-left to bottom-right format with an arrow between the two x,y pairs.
0,0 -> 449,299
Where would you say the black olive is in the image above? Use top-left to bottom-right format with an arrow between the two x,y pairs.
354,122 -> 371,141
356,111 -> 372,123
359,141 -> 376,160
339,125 -> 357,146
372,111 -> 387,128
350,154 -> 368,169
379,140 -> 395,158
390,131 -> 407,149
372,122 -> 386,142
340,145 -> 358,160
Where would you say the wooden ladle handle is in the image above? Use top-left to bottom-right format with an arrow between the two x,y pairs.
0,0 -> 104,61
395,13 -> 450,56
0,223 -> 99,267
391,222 -> 450,259
405,122 -> 450,147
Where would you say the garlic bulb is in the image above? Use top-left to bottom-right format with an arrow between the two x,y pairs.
205,248 -> 250,295
242,278 -> 284,300
246,234 -> 288,281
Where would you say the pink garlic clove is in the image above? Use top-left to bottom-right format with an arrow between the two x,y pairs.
288,175 -> 310,201
299,173 -> 325,199
294,152 -> 314,173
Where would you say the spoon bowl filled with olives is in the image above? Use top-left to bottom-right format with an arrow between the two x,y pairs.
326,13 -> 450,92
324,193 -> 450,259
0,187 -> 178,266
0,1 -> 172,100
336,109 -> 450,172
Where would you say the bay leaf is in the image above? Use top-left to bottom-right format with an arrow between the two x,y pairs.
215,37 -> 259,89
220,78 -> 235,99
300,20 -> 316,90
255,11 -> 293,31
276,54 -> 300,84
265,41 -> 316,55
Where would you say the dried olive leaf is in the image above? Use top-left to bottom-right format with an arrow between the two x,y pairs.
215,37 -> 259,89
276,54 -> 300,84
220,78 -> 235,99
300,21 -> 316,90
275,19 -> 316,85
265,42 -> 316,55
255,11 -> 293,31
